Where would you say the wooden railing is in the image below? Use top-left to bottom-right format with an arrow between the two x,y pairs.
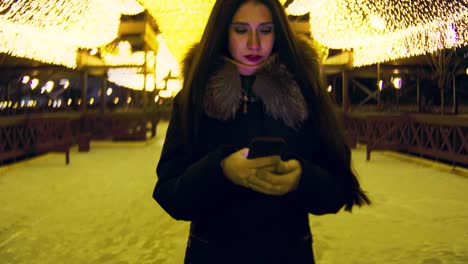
81,111 -> 159,141
0,111 -> 160,165
0,114 -> 76,165
2,110 -> 464,167
344,113 -> 468,166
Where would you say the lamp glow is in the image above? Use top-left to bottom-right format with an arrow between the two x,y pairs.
30,78 -> 39,90
392,77 -> 402,89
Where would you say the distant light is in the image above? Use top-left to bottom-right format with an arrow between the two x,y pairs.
166,79 -> 181,93
22,76 -> 30,84
89,97 -> 95,105
327,85 -> 332,93
127,96 -> 132,104
113,97 -> 119,104
369,15 -> 385,31
159,89 -> 172,98
156,34 -> 163,42
117,41 -> 132,56
154,95 -> 160,103
392,77 -> 402,89
89,48 -> 99,56
106,87 -> 113,96
77,99 -> 82,105
466,68 -> 468,75
378,80 -> 384,91
31,78 -> 39,90
48,100 -> 53,107
67,98 -> 72,106
44,81 -> 54,93
60,79 -> 70,89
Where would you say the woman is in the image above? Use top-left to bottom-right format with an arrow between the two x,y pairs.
154,0 -> 371,263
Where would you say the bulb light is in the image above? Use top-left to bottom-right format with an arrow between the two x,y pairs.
31,78 -> 39,90
392,77 -> 402,89
60,79 -> 70,89
22,76 -> 30,84
286,0 -> 468,67
44,81 -> 54,93
0,0 -> 140,67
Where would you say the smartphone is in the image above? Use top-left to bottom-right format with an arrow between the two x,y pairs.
247,137 -> 287,159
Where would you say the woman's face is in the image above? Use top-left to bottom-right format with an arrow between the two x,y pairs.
228,1 -> 275,75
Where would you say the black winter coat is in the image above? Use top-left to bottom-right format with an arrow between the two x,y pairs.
154,85 -> 351,263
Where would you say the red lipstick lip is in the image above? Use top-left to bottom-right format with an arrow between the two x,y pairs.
245,55 -> 262,62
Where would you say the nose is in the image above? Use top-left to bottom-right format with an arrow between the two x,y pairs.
247,31 -> 260,51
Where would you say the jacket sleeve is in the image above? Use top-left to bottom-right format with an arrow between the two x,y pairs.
286,145 -> 352,215
153,95 -> 238,221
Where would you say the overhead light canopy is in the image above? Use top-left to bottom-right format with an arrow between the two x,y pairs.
139,0 -> 468,67
0,0 -> 144,68
138,0 -> 288,62
287,0 -> 468,66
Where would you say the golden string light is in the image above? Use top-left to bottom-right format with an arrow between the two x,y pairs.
137,0 -> 215,62
138,0 -> 287,62
287,0 -> 468,67
0,0 -> 140,67
105,41 -> 157,91
120,0 -> 145,15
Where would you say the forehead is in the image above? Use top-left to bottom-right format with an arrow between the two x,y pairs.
231,1 -> 272,23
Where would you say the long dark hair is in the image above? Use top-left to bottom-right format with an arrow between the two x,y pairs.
178,0 -> 370,210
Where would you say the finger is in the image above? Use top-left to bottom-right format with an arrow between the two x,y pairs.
239,148 -> 249,158
247,179 -> 285,196
247,173 -> 285,195
256,169 -> 291,185
276,159 -> 301,174
245,155 -> 281,169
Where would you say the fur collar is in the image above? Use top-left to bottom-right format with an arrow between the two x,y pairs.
182,37 -> 320,130
204,54 -> 307,129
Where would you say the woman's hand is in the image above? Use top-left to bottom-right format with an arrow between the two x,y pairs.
220,148 -> 280,188
221,150 -> 302,196
247,159 -> 302,196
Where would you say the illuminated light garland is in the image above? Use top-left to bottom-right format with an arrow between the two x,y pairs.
103,42 -> 156,68
104,40 -> 158,91
138,0 -> 287,62
155,38 -> 180,84
0,22 -> 79,67
286,0 -> 468,67
137,0 -> 215,62
108,68 -> 156,91
120,0 -> 145,15
0,0 -> 132,67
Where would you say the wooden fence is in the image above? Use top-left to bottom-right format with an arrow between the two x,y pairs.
345,113 -> 468,166
0,111 -> 159,165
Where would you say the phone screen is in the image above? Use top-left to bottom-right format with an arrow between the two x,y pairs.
247,137 -> 286,159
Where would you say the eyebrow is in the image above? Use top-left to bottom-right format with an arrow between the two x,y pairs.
230,22 -> 274,26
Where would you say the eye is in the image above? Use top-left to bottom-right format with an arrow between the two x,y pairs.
232,25 -> 248,34
258,25 -> 274,35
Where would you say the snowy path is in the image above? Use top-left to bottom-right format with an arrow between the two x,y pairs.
0,121 -> 467,264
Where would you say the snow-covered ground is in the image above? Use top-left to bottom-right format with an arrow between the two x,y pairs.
0,121 -> 467,264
